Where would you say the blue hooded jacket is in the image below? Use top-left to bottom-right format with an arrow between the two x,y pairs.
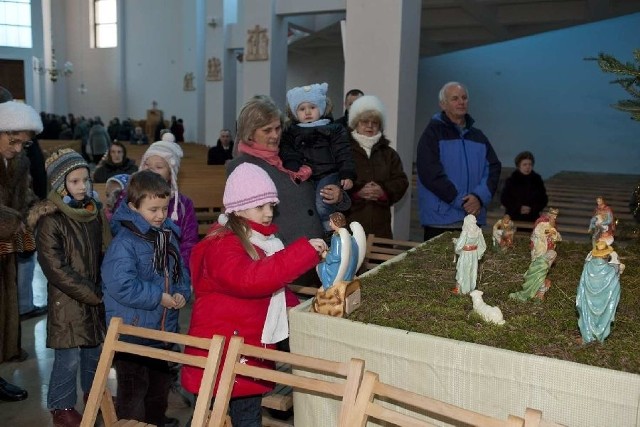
416,112 -> 501,226
101,199 -> 191,347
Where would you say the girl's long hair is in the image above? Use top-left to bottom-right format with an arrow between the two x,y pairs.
207,213 -> 259,260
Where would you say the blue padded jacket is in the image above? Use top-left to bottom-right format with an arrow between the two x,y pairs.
416,112 -> 501,226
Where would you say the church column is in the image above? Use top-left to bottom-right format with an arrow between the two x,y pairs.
203,0 -> 237,146
239,0 -> 288,108
343,0 -> 421,240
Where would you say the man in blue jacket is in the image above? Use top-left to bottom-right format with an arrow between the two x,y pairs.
417,82 -> 501,241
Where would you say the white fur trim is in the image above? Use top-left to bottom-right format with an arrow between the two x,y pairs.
0,101 -> 43,133
348,95 -> 386,130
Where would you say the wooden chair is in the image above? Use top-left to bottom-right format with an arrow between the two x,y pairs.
363,234 -> 421,271
207,336 -> 365,427
81,317 -> 226,427
346,371 -> 565,427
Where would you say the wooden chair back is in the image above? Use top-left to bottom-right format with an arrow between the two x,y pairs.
347,371 -> 564,427
208,336 -> 365,427
363,234 -> 421,271
81,317 -> 225,427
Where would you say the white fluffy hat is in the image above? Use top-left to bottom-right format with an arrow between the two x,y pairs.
0,101 -> 43,133
140,140 -> 184,221
348,95 -> 386,130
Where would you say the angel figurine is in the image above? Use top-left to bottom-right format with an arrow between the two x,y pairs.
492,214 -> 516,250
313,213 -> 366,317
317,212 -> 366,290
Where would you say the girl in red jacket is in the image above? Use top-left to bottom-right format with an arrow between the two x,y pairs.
182,163 -> 326,426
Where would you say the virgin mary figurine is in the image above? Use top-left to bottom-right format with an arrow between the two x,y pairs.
576,241 -> 622,344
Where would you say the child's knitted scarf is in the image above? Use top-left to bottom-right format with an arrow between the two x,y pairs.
120,220 -> 182,283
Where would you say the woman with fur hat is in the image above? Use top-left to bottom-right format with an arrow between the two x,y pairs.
182,163 -> 326,426
228,95 -> 351,286
0,96 -> 43,402
121,139 -> 198,271
279,82 -> 356,233
28,148 -> 111,426
345,95 -> 409,239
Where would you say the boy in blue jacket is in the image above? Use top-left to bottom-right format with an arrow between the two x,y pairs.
101,170 -> 191,426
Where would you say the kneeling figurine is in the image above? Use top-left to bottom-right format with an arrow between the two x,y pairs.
492,214 -> 515,250
314,213 -> 366,317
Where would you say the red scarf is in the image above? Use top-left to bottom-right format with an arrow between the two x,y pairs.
237,141 -> 312,182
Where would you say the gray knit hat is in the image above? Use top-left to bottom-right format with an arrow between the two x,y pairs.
0,100 -> 43,134
45,148 -> 90,197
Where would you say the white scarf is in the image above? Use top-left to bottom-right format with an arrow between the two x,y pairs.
351,130 -> 382,158
249,229 -> 289,345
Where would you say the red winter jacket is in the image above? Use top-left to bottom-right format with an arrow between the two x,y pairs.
181,223 -> 319,397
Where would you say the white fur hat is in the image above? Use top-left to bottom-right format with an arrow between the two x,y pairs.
0,101 -> 43,133
348,95 -> 386,130
140,140 -> 184,221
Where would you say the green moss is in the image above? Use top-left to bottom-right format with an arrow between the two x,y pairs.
349,233 -> 640,374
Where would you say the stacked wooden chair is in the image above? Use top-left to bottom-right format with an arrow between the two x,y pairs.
362,234 -> 421,271
345,370 -> 565,427
80,317 -> 225,427
207,335 -> 365,427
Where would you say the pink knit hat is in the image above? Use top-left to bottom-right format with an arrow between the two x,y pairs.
223,163 -> 279,214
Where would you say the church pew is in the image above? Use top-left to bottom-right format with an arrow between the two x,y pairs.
39,139 -> 81,157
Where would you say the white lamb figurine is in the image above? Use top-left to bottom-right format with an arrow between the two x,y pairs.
470,290 -> 505,325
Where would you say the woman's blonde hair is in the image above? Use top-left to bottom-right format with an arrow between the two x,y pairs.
236,95 -> 283,143
207,214 -> 260,260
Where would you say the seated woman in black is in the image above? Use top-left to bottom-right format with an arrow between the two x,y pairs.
500,151 -> 548,222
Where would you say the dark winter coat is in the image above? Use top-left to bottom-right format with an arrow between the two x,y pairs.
0,151 -> 37,242
346,134 -> 409,238
207,140 -> 234,165
92,158 -> 138,183
181,222 -> 319,398
500,169 -> 548,222
28,195 -> 109,349
0,150 -> 38,362
279,122 -> 356,182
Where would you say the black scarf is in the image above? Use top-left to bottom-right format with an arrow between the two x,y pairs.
121,220 -> 182,283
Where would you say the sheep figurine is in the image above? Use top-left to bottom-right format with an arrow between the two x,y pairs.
470,290 -> 505,325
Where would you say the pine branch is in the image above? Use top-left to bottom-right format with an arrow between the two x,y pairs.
586,49 -> 640,121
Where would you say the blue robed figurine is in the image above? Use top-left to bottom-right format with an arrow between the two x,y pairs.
576,241 -> 623,344
317,212 -> 366,290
